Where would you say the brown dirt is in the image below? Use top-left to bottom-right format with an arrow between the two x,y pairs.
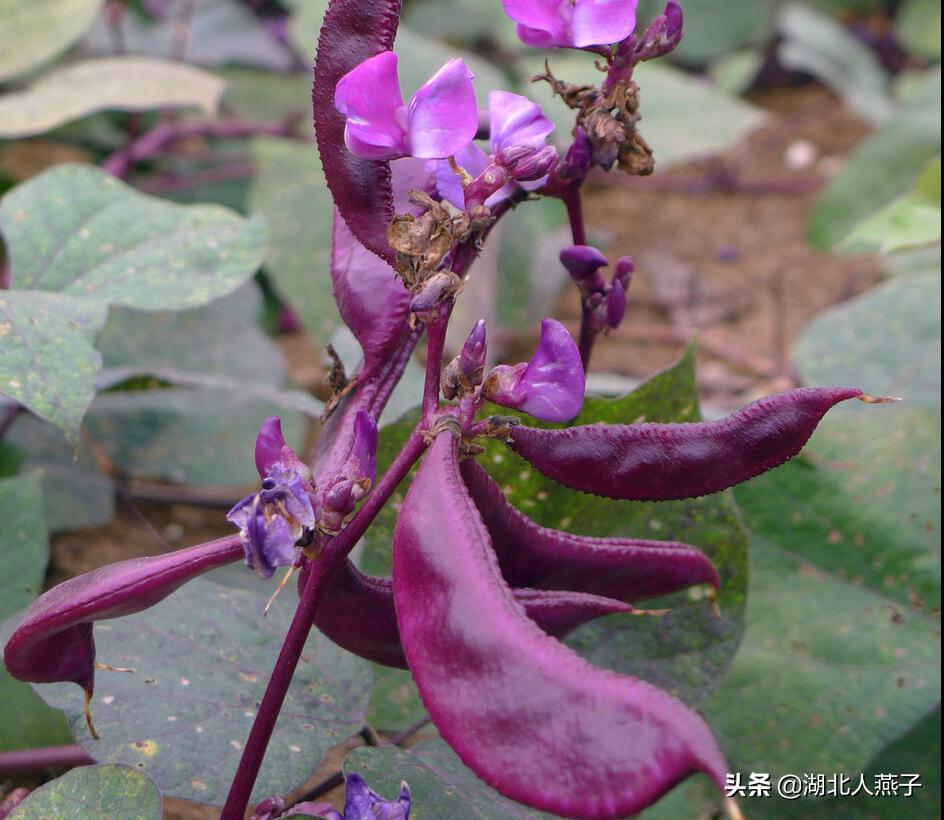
36,82 -> 883,819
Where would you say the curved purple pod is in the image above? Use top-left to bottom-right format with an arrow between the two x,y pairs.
331,213 -> 411,378
313,0 -> 401,264
506,386 -> 866,501
3,536 -> 243,734
393,433 -> 731,819
461,458 -> 719,600
309,559 -> 634,669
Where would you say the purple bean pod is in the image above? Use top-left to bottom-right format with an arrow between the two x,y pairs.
313,0 -> 401,264
3,535 -> 244,737
392,433 -> 732,818
461,457 -> 720,600
308,558 -> 635,669
507,386 -> 867,501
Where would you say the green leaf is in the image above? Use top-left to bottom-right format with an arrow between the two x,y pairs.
247,138 -> 339,344
37,578 -> 372,805
777,2 -> 892,125
0,0 -> 105,83
83,0 -> 296,71
0,57 -> 226,139
6,764 -> 161,820
697,256 -> 940,816
2,414 -> 114,532
84,388 -> 315,486
0,291 -> 107,445
343,741 -> 554,819
808,69 -> 941,250
0,472 -> 74,751
839,157 -> 942,253
366,664 -> 426,734
1,163 -> 268,311
897,0 -> 942,61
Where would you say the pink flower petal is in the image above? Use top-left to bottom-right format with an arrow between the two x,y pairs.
408,58 -> 478,158
335,51 -> 410,160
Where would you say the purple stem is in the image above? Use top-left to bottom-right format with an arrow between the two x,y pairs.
421,304 -> 451,419
577,304 -> 598,372
219,427 -> 428,820
561,184 -> 587,247
101,119 -> 300,179
0,744 -> 94,774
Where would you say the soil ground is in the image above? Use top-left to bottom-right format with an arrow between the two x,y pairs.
33,81 -> 883,818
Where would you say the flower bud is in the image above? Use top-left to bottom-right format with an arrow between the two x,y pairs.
459,319 -> 488,385
634,1 -> 684,63
606,279 -> 628,328
409,270 -> 463,312
614,255 -> 635,288
507,144 -> 560,182
560,245 -> 609,292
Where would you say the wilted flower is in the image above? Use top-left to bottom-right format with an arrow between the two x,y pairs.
334,51 -> 477,160
227,417 -> 316,578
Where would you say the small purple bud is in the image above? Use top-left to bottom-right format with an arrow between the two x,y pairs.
460,319 -> 488,385
560,245 -> 609,288
614,254 -> 635,288
560,127 -> 592,182
482,318 -> 585,422
634,0 -> 683,62
606,280 -> 627,328
508,144 -> 560,181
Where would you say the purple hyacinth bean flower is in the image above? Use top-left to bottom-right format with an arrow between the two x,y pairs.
503,0 -> 638,49
342,773 -> 410,820
482,318 -> 584,422
335,51 -> 477,160
227,418 -> 316,578
435,90 -> 557,209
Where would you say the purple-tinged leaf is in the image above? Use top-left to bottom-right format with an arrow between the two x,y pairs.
507,387 -> 870,501
482,318 -> 585,422
3,536 -> 243,732
331,212 -> 411,377
311,559 -> 633,670
461,458 -> 719,601
313,0 -> 401,264
392,433 -> 732,818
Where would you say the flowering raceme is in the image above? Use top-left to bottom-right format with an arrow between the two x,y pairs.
503,0 -> 639,49
434,90 -> 559,210
334,51 -> 477,160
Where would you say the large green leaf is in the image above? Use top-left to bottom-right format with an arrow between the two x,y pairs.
0,291 -> 107,445
0,0 -> 105,83
6,764 -> 161,820
808,68 -> 941,251
342,741 -> 554,819
38,578 -> 372,805
777,2 -> 892,125
695,255 -> 940,817
2,414 -> 114,532
1,164 -> 268,310
247,138 -> 339,344
0,57 -> 226,139
0,472 -> 74,751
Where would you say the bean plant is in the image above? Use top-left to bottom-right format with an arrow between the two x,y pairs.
1,0 -> 926,819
